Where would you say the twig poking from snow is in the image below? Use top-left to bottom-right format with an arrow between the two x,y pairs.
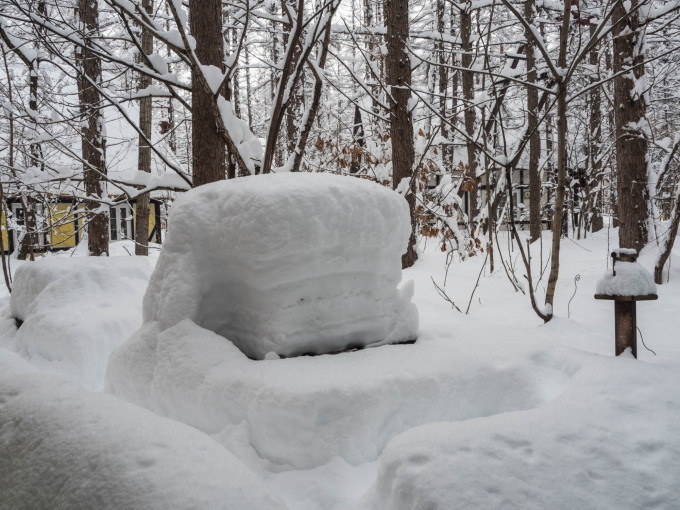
431,277 -> 462,313
637,327 -> 656,356
466,251 -> 489,314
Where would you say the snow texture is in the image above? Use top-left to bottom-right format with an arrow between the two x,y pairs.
106,317 -> 570,470
142,172 -> 418,359
360,356 -> 680,510
9,257 -> 152,390
596,261 -> 657,296
0,367 -> 288,510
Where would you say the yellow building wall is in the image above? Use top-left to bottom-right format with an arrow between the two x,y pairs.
46,203 -> 78,248
1,210 -> 8,251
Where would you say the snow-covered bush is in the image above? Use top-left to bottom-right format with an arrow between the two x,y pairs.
8,257 -> 152,390
143,172 -> 418,359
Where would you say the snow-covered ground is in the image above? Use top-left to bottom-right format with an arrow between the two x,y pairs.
1,228 -> 679,509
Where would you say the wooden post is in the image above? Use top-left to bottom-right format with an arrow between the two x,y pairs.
595,250 -> 657,359
614,300 -> 637,358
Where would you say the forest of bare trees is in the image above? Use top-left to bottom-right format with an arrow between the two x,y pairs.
1,0 -> 680,319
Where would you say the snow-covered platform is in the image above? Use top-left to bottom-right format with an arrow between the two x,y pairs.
143,172 -> 418,359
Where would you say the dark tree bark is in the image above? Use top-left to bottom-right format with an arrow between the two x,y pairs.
588,21 -> 604,233
525,0 -> 541,242
460,1 -> 479,221
544,0 -> 572,319
77,0 -> 109,256
612,0 -> 649,251
350,104 -> 365,174
190,0 -> 226,186
385,0 -> 417,268
282,0 -> 304,162
436,0 -> 451,169
135,0 -> 153,256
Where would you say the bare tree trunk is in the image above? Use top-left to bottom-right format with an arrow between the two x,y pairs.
612,0 -> 649,252
282,0 -> 304,160
460,1 -> 478,220
290,18 -> 334,174
654,190 -> 679,284
543,0 -> 572,319
588,21 -> 604,233
77,0 -> 109,256
436,0 -> 451,169
244,38 -> 254,132
190,0 -> 226,186
135,0 -> 153,256
525,0 -> 541,243
17,62 -> 40,260
350,104 -> 365,174
385,0 -> 417,268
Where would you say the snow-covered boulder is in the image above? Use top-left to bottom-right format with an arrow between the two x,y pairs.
144,172 -> 418,359
9,257 -> 152,390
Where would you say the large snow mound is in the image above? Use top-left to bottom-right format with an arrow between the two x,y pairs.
360,356 -> 680,510
0,368 -> 288,510
106,318 -> 577,470
9,257 -> 152,390
144,172 -> 418,359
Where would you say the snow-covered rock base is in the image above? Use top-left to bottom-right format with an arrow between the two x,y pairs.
8,257 -> 152,390
144,172 -> 418,359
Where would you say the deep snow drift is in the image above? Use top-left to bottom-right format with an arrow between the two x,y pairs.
0,357 -> 287,510
143,172 -> 418,359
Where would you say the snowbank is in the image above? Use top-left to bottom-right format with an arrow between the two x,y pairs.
106,318 -> 577,470
360,356 -> 680,510
596,261 -> 657,296
144,172 -> 418,359
0,368 -> 288,510
9,257 -> 152,390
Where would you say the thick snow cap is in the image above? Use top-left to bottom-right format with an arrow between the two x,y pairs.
144,172 -> 418,359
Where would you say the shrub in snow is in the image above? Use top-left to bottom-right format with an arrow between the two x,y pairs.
8,257 -> 152,390
143,172 -> 418,359
595,261 -> 657,296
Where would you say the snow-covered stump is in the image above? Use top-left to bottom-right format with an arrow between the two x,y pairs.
144,173 -> 418,359
595,250 -> 658,358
